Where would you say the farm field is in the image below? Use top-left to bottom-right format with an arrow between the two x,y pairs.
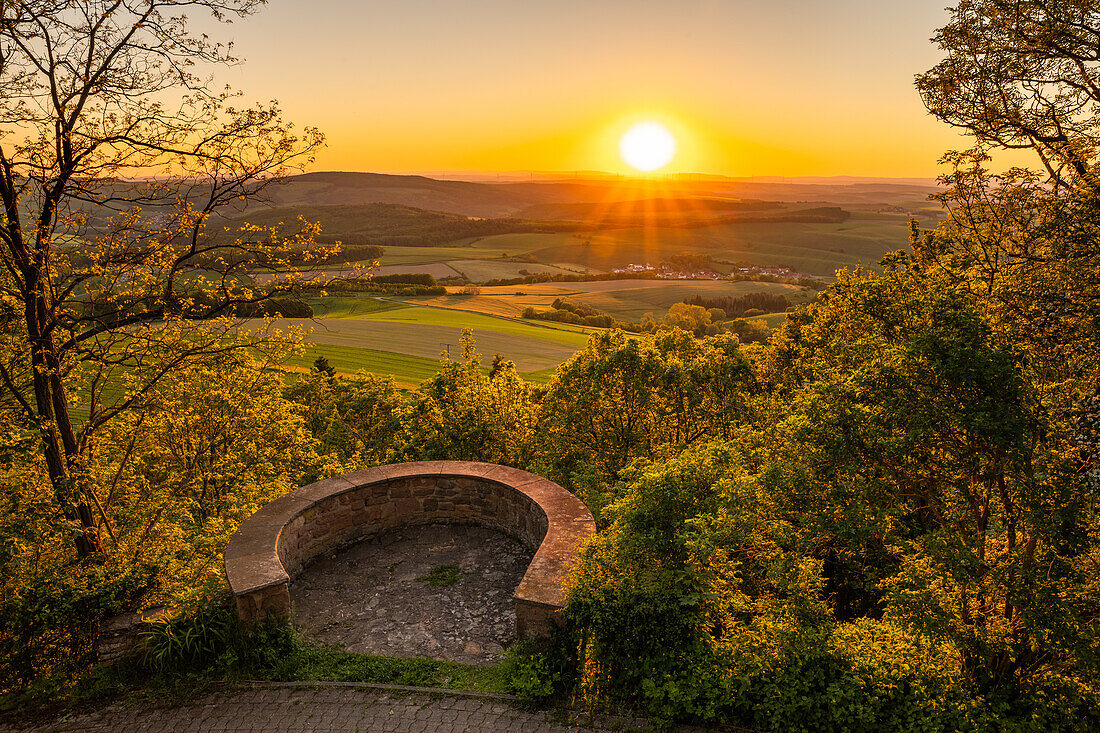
253,301 -> 594,383
284,344 -> 456,388
411,279 -> 810,321
276,273 -> 809,386
364,217 -> 918,280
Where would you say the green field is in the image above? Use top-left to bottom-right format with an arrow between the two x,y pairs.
279,276 -> 807,386
254,301 -> 594,383
224,174 -> 927,388
286,344 -> 454,387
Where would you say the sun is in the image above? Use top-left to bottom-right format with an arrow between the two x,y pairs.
619,121 -> 676,172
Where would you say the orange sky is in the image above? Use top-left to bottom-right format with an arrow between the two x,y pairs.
213,0 -> 987,178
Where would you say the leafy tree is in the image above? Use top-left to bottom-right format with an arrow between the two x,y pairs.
396,330 -> 536,466
537,330 -> 756,489
0,1 -> 325,557
284,370 -> 403,472
685,291 -> 792,318
917,0 -> 1100,186
313,355 -> 337,380
95,355 -> 323,599
764,257 -> 1100,692
0,354 -> 320,688
920,154 -> 1100,412
661,303 -> 716,337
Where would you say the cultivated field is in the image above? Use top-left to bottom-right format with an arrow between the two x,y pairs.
365,217 -> 919,279
236,173 -> 932,386
258,299 -> 595,386
276,275 -> 811,386
414,280 -> 810,321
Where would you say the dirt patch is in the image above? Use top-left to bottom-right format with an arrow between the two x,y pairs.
289,523 -> 533,666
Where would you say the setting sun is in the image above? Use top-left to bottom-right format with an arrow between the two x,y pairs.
619,121 -> 676,172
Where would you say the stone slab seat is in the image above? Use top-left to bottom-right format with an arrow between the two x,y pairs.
224,461 -> 596,640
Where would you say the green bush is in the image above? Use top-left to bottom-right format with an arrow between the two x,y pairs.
557,443 -> 1100,730
0,564 -> 158,693
502,634 -> 577,702
138,599 -> 296,675
139,601 -> 237,672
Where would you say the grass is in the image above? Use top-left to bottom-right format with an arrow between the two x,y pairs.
755,312 -> 792,329
363,302 -> 595,342
562,279 -> 810,321
414,281 -> 810,322
285,343 -> 558,387
444,259 -> 583,282
246,305 -> 589,373
278,279 -> 805,385
266,644 -> 511,693
287,344 -> 450,388
416,564 -> 464,587
6,625 -> 517,719
307,295 -> 410,318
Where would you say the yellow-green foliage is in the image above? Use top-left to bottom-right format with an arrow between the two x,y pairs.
94,355 -> 325,601
395,330 -> 537,467
537,329 -> 757,490
285,369 -> 403,472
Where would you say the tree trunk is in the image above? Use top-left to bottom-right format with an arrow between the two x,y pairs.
25,268 -> 101,558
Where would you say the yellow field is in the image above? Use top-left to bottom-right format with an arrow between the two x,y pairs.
413,279 -> 810,321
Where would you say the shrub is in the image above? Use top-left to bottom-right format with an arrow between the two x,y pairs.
0,564 -> 158,692
138,597 -> 295,675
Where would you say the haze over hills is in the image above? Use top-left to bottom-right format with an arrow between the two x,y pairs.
210,170 -> 944,278
243,171 -> 942,219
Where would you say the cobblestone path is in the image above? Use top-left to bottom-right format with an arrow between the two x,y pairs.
291,524 -> 531,665
2,686 -> 690,733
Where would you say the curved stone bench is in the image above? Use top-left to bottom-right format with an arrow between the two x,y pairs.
224,461 -> 595,639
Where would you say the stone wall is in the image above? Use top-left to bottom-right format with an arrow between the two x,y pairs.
224,461 -> 596,640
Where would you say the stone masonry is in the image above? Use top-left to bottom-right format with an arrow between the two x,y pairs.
224,461 -> 596,640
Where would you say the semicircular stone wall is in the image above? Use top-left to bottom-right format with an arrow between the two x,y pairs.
224,461 -> 596,640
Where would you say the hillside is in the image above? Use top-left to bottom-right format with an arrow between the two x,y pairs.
219,202 -> 572,246
236,172 -> 537,218
229,172 -> 940,219
516,199 -> 851,227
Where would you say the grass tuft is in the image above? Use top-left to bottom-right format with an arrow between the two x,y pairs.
416,564 -> 464,587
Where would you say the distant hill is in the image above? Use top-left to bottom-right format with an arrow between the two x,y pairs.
219,202 -> 572,246
515,199 -> 850,226
228,172 -> 940,219
517,198 -> 785,220
236,172 -> 536,218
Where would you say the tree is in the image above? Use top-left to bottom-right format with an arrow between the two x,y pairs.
661,303 -> 715,337
0,1 -> 325,558
396,330 -> 536,467
97,354 -> 323,598
763,258 -> 1100,691
313,355 -> 337,380
285,369 -> 402,472
917,1 -> 1100,188
538,330 -> 757,490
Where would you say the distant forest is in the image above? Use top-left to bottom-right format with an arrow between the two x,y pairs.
684,291 -> 792,318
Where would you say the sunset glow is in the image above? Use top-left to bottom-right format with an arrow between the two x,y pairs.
205,1 -> 978,177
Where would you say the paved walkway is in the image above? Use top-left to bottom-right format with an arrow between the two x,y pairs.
3,686 -> 685,733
